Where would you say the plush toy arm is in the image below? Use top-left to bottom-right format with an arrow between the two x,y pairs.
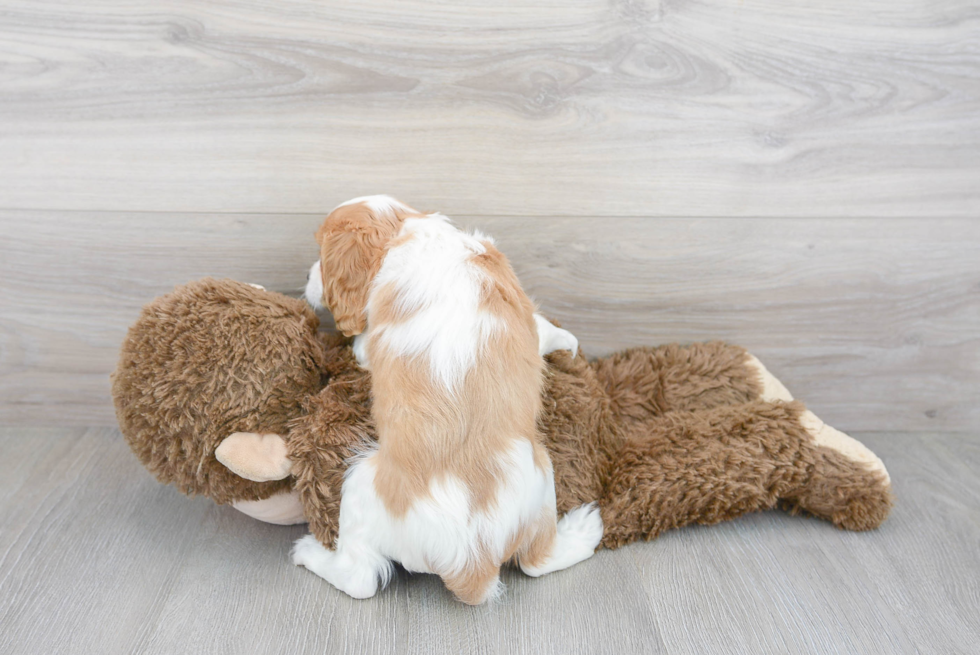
534,314 -> 578,357
215,432 -> 293,482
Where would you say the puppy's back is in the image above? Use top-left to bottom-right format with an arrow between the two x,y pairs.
366,217 -> 545,517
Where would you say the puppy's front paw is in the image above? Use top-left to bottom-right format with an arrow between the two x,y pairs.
534,314 -> 579,358
550,327 -> 579,358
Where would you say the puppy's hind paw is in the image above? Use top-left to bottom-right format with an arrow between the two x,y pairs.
291,534 -> 326,569
556,502 -> 604,559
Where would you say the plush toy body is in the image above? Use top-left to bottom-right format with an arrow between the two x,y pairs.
113,279 -> 892,593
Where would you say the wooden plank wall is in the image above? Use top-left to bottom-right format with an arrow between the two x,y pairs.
1,0 -> 978,430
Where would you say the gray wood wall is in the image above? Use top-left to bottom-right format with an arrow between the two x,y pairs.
1,1 -> 978,431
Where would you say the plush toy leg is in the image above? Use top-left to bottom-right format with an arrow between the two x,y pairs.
780,410 -> 893,531
781,439 -> 893,531
744,352 -> 887,479
599,401 -> 812,548
742,352 -> 894,527
598,400 -> 892,549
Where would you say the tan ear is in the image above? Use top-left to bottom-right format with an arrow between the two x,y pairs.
319,227 -> 376,336
215,432 -> 293,482
316,201 -> 413,337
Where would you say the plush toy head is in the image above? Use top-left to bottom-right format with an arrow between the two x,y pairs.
112,278 -> 328,505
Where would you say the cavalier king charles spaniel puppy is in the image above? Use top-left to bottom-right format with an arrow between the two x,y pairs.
297,195 -> 601,604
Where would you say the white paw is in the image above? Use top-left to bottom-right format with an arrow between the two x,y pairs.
549,327 -> 579,357
523,503 -> 603,577
292,535 -> 384,600
352,333 -> 371,370
556,503 -> 604,558
534,314 -> 579,358
292,534 -> 322,567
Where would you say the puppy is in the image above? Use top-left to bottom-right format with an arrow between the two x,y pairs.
297,195 -> 601,604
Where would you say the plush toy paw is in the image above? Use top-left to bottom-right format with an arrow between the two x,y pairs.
799,410 -> 890,483
521,503 -> 603,577
745,352 -> 890,483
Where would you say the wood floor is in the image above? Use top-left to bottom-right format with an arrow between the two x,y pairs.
1,427 -> 977,655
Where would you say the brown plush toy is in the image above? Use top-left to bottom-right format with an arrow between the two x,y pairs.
113,278 -> 893,590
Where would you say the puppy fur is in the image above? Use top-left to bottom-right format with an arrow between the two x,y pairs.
300,196 -> 602,604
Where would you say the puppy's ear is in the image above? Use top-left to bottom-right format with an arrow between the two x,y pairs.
319,228 -> 378,336
317,203 -> 408,336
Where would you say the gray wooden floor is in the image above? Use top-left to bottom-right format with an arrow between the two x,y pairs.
1,427 -> 977,655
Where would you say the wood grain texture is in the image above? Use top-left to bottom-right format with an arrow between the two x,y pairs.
1,428 -> 978,654
0,0 -> 978,216
1,212 -> 977,431
629,432 -> 980,655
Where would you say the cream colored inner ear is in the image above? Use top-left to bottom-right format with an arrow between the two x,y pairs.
215,432 -> 293,482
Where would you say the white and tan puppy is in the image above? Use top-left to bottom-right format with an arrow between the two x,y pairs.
298,195 -> 600,604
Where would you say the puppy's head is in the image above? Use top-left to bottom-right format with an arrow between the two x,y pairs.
306,195 -> 417,336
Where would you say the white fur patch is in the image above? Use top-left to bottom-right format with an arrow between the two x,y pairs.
367,216 -> 499,390
352,333 -> 370,369
304,260 -> 324,310
292,439 -> 601,601
534,314 -> 578,357
519,503 -> 603,577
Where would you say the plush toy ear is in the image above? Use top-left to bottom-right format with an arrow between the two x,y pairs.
215,432 -> 293,482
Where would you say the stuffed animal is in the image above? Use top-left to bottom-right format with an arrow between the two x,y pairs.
113,278 -> 893,588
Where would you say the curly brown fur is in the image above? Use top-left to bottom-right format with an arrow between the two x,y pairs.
115,283 -> 892,553
112,278 -> 327,504
537,349 -> 616,515
593,342 -> 762,422
598,400 -> 814,548
286,334 -> 375,548
783,446 -> 894,531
